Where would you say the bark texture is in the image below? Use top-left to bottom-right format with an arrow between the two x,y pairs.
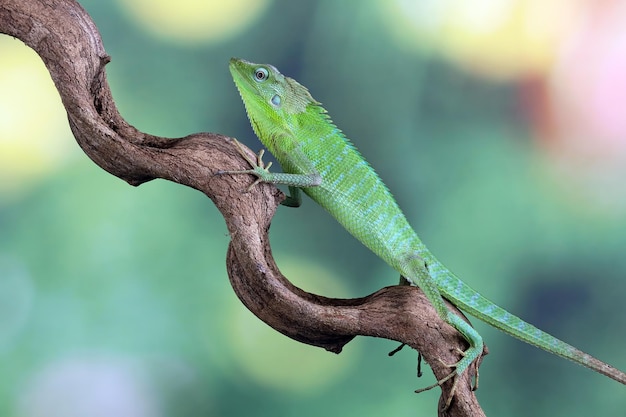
0,1 -> 486,415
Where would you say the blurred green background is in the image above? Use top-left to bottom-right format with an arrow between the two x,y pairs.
1,0 -> 626,416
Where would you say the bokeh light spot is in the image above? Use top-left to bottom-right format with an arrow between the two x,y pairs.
17,357 -> 160,417
380,0 -> 583,80
0,36 -> 75,200
115,0 -> 272,44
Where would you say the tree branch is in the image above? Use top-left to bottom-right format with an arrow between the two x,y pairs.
0,1 -> 486,415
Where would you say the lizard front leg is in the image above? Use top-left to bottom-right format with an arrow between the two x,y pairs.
217,139 -> 321,207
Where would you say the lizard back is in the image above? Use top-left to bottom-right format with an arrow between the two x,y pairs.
284,106 -> 426,271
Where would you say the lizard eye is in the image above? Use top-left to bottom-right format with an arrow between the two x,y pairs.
254,67 -> 269,82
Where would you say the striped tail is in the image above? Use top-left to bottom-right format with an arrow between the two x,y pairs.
428,259 -> 626,385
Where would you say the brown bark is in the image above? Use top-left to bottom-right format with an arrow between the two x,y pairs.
0,1 -> 486,415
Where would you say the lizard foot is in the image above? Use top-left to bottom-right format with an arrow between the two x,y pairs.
215,139 -> 273,191
415,348 -> 478,410
414,369 -> 458,410
439,348 -> 479,391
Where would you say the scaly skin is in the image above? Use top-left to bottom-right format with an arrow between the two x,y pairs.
225,57 -> 626,401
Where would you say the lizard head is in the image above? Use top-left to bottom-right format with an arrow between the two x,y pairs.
229,58 -> 318,138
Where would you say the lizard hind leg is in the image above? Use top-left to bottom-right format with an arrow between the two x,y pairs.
399,253 -> 483,403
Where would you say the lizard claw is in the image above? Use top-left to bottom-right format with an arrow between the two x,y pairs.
414,348 -> 477,411
234,139 -> 271,171
439,348 -> 479,391
414,369 -> 458,410
216,139 -> 273,191
414,369 -> 456,394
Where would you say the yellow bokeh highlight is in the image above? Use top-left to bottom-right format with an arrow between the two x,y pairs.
115,0 -> 272,44
226,257 -> 357,393
381,0 -> 584,80
0,36 -> 75,200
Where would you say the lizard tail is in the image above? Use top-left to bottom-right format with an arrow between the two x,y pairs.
430,260 -> 626,385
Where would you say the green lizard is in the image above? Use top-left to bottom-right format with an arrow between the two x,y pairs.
223,57 -> 626,402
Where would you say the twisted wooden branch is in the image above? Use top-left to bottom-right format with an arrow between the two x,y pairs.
0,1 -> 486,415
